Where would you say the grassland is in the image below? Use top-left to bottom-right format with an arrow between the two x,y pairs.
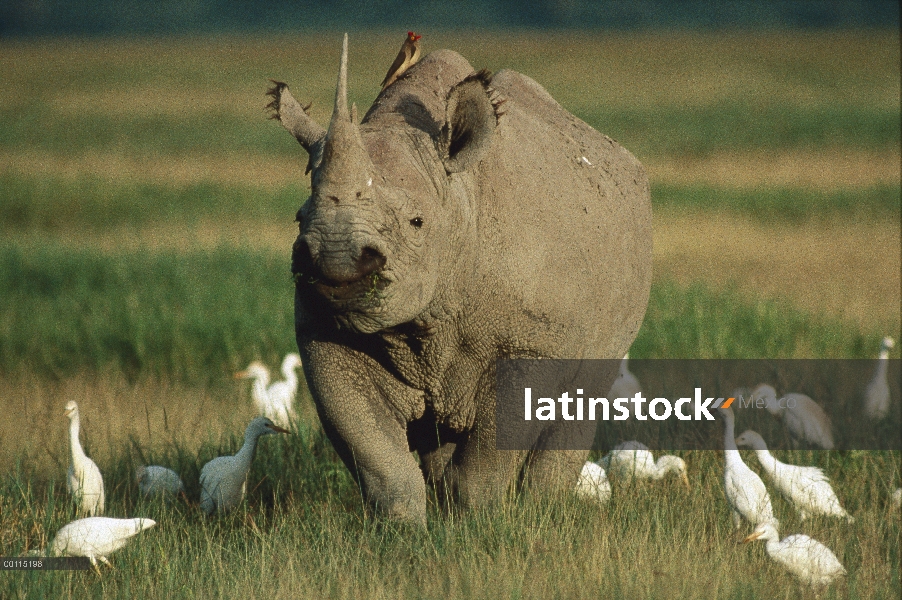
0,30 -> 900,598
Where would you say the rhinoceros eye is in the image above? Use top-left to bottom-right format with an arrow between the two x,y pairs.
409,217 -> 423,228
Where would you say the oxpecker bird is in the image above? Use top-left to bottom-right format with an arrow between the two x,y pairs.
381,31 -> 422,90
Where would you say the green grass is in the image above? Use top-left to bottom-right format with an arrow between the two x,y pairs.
1,421 -> 899,599
0,244 -> 888,385
0,173 -> 305,232
651,184 -> 901,223
579,104 -> 901,159
2,102 -> 897,160
0,244 -> 297,382
0,107 -> 291,158
632,280 -> 881,359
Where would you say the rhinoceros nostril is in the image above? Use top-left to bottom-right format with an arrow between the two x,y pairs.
292,238 -> 314,278
356,246 -> 386,280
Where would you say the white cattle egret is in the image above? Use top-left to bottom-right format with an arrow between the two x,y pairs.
608,353 -> 641,401
575,461 -> 611,504
750,384 -> 834,449
64,401 -> 104,516
893,488 -> 901,511
264,353 -> 303,426
199,417 -> 290,515
599,441 -> 690,489
135,465 -> 185,499
743,522 -> 846,589
864,336 -> 895,420
735,430 -> 852,523
235,356 -> 301,429
49,517 -> 156,572
719,407 -> 777,530
234,361 -> 271,411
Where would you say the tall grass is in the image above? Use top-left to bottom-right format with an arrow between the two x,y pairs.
632,280 -> 883,359
0,244 -> 887,385
1,418 -> 899,599
579,103 -> 901,159
0,244 -> 297,382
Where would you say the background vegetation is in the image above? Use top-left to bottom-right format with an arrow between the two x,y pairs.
2,0 -> 898,36
0,28 -> 899,598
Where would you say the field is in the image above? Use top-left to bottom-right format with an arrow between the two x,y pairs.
1,30 -> 900,598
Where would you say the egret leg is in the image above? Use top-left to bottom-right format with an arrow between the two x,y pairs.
731,510 -> 742,530
98,556 -> 112,568
89,556 -> 102,576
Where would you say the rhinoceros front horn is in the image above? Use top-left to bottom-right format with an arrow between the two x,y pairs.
314,33 -> 374,191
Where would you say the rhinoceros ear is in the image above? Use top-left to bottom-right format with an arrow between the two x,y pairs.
266,80 -> 327,174
438,69 -> 503,174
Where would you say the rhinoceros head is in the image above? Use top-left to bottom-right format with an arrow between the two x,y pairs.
280,35 -> 499,334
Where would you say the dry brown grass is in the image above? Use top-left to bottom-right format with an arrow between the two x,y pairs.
3,148 -> 898,191
1,370 -> 319,478
646,149 -> 901,190
0,149 -> 303,191
654,212 -> 902,332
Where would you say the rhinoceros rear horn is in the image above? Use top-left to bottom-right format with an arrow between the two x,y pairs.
438,69 -> 501,174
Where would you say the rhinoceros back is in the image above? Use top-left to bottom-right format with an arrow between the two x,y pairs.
477,69 -> 651,359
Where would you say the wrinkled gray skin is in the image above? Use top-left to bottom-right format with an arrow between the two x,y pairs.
269,35 -> 651,525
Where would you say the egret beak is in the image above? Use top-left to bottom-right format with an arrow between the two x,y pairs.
233,371 -> 248,379
64,407 -> 75,417
680,472 -> 690,490
268,424 -> 291,434
742,530 -> 764,544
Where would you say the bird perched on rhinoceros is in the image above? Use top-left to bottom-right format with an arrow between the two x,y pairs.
381,31 -> 421,90
266,34 -> 652,525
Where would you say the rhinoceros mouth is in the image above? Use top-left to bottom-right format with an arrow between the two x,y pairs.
308,271 -> 388,304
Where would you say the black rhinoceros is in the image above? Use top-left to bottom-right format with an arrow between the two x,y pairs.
268,35 -> 651,524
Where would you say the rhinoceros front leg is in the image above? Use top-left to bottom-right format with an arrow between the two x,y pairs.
302,338 -> 427,525
451,368 -> 592,505
447,369 -> 524,509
